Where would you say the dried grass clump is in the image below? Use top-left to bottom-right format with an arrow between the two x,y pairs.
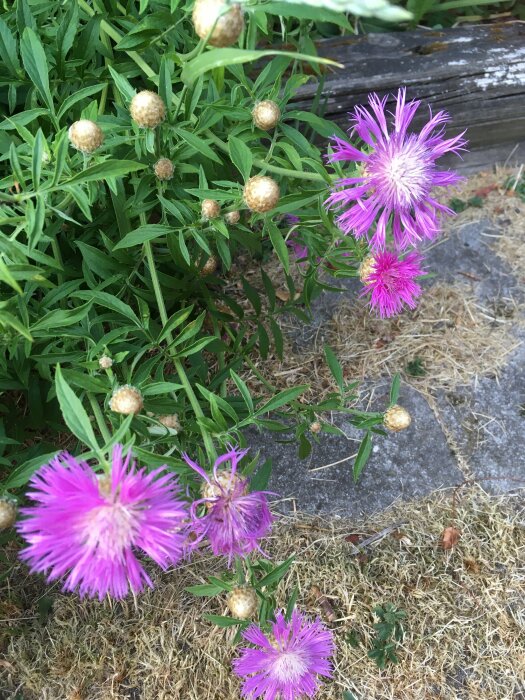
1,489 -> 524,700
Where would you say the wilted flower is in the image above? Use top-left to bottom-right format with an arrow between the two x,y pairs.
183,447 -> 273,563
252,100 -> 281,131
130,90 -> 166,128
154,158 -> 174,180
233,609 -> 335,699
225,210 -> 241,225
326,88 -> 467,249
17,446 -> 190,599
192,0 -> 244,47
360,250 -> 424,318
0,498 -> 17,530
68,119 -> 104,153
202,199 -> 221,220
244,175 -> 280,213
227,586 -> 258,620
384,404 -> 412,432
109,385 -> 143,415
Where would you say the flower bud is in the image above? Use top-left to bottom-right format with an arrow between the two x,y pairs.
309,421 -> 322,434
202,199 -> 221,220
130,90 -> 166,129
158,414 -> 181,432
244,175 -> 280,213
68,120 -> 104,154
227,586 -> 258,620
98,355 -> 113,370
0,499 -> 16,530
154,158 -> 174,181
224,210 -> 240,225
109,385 -> 143,415
359,255 -> 377,284
192,0 -> 244,48
252,100 -> 281,131
384,405 -> 411,432
200,255 -> 218,276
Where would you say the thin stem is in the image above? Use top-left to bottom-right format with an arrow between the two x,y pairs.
204,129 -> 329,183
143,234 -> 217,462
88,393 -> 112,446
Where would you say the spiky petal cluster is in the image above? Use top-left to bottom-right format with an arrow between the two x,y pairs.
326,88 -> 466,250
361,250 -> 424,318
17,446 -> 189,600
183,447 -> 273,563
233,609 -> 335,700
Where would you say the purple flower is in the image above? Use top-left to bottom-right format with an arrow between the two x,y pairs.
286,231 -> 308,263
325,88 -> 467,250
361,250 -> 425,318
233,609 -> 335,700
183,447 -> 274,563
17,445 -> 189,600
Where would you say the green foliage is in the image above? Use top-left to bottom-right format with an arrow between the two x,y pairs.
367,603 -> 406,669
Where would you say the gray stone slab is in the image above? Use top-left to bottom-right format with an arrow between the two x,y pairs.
434,338 -> 525,494
253,384 -> 464,517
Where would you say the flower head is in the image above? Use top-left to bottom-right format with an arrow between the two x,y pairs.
183,447 -> 273,563
233,609 -> 335,700
361,250 -> 424,318
17,446 -> 189,600
325,88 -> 467,250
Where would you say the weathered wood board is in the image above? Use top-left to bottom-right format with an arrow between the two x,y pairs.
290,23 -> 525,170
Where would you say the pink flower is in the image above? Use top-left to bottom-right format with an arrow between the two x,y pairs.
183,447 -> 274,563
361,250 -> 425,318
233,609 -> 335,700
17,446 -> 189,599
325,88 -> 467,250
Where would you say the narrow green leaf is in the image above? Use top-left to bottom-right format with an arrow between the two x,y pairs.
0,310 -> 33,341
230,370 -> 254,413
258,555 -> 295,588
113,224 -> 173,250
174,127 -> 222,164
73,290 -> 142,327
61,160 -> 146,187
389,374 -> 401,406
0,259 -> 23,295
324,345 -> 344,391
107,65 -> 136,103
0,17 -> 21,77
268,223 -> 290,274
20,28 -> 54,115
54,365 -> 100,453
3,450 -> 58,489
31,128 -> 44,189
353,431 -> 372,482
57,84 -> 105,122
255,386 -> 307,416
228,135 -> 252,181
181,48 -> 343,84
185,583 -> 223,596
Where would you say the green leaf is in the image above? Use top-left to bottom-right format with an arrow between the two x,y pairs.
230,370 -> 254,413
20,28 -> 55,115
324,345 -> 344,392
258,555 -> 295,588
261,2 -> 352,28
181,48 -> 343,84
389,374 -> 400,406
0,17 -> 21,77
353,431 -> 372,482
228,135 -> 252,181
54,365 -> 100,453
173,127 -> 222,165
3,450 -> 59,489
61,160 -> 146,187
31,129 -> 44,189
250,458 -> 272,492
73,290 -> 142,327
0,310 -> 33,341
158,306 -> 194,343
107,65 -> 136,103
268,223 -> 290,274
255,386 -> 307,416
113,224 -> 173,250
204,614 -> 247,628
0,259 -> 23,295
185,583 -> 223,596
57,84 -> 106,122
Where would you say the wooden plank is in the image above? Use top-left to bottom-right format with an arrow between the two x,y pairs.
289,23 -> 525,169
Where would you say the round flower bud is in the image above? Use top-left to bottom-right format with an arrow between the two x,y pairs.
68,120 -> 104,154
244,175 -> 280,214
130,90 -> 166,129
309,421 -> 322,434
154,158 -> 174,181
224,210 -> 240,225
201,469 -> 247,509
252,100 -> 281,131
200,255 -> 218,276
98,355 -> 113,370
359,255 -> 377,284
0,499 -> 17,530
384,405 -> 412,432
158,414 -> 181,432
202,199 -> 221,220
109,385 -> 143,415
192,0 -> 244,48
227,586 -> 258,620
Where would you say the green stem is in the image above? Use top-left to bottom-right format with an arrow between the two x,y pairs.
143,235 -> 217,462
88,393 -> 112,446
204,129 -> 329,183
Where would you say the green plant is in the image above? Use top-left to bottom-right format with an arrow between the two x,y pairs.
367,602 -> 406,669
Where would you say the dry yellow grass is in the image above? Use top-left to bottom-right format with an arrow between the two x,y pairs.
2,488 -> 524,699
